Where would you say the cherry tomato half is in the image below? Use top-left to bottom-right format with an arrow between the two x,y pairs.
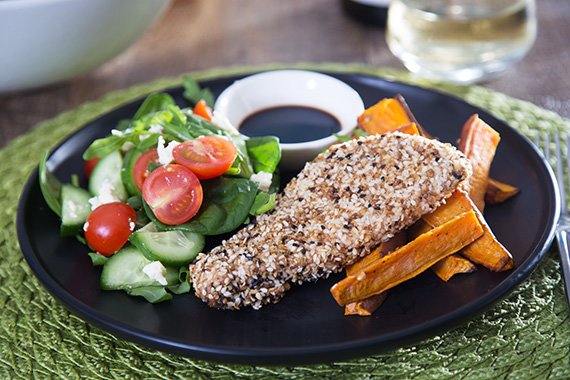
142,164 -> 203,225
193,99 -> 212,121
85,202 -> 136,256
133,148 -> 160,191
172,135 -> 237,180
83,157 -> 100,179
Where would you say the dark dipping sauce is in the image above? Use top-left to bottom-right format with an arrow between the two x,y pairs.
239,106 -> 341,143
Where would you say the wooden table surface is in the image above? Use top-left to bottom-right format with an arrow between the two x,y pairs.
1,0 -> 568,147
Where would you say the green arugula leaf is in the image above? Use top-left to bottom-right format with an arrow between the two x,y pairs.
353,129 -> 370,137
76,234 -> 87,245
88,252 -> 109,266
333,133 -> 353,143
115,119 -> 132,131
133,93 -> 176,121
136,134 -> 161,151
70,174 -> 80,188
182,75 -> 214,107
167,267 -> 192,295
83,135 -> 134,160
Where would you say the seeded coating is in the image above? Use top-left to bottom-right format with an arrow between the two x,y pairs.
189,133 -> 471,310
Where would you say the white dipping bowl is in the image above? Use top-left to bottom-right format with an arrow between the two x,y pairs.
0,0 -> 171,93
214,70 -> 365,171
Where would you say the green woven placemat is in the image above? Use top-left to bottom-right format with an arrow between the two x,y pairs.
1,64 -> 568,379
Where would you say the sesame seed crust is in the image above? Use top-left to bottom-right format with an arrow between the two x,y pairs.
189,133 -> 471,310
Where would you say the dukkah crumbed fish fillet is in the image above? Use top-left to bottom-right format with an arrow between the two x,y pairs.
190,133 -> 471,310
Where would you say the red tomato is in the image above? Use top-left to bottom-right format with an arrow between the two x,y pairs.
172,136 -> 237,180
142,164 -> 203,225
193,99 -> 212,121
83,157 -> 100,179
85,202 -> 136,256
133,148 -> 160,191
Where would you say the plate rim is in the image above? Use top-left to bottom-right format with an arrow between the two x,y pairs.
16,71 -> 561,365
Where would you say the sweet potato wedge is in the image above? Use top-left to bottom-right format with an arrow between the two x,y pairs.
344,231 -> 407,316
396,123 -> 420,136
458,114 -> 501,212
409,219 -> 477,282
344,293 -> 388,316
422,189 -> 513,271
357,98 -> 411,135
330,210 -> 484,306
346,231 -> 407,276
485,178 -> 520,205
432,254 -> 477,282
357,95 -> 433,136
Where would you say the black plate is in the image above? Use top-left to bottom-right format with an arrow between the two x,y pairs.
17,72 -> 559,365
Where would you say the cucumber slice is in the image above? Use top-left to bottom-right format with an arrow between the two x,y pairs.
121,148 -> 142,197
130,222 -> 205,266
100,246 -> 178,290
89,150 -> 127,201
60,184 -> 91,236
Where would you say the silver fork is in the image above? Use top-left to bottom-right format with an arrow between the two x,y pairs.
534,130 -> 570,305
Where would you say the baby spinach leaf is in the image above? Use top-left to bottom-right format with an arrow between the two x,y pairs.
167,281 -> 191,295
222,132 -> 254,179
203,177 -> 258,234
269,171 -> 281,193
143,199 -> 227,236
249,191 -> 277,216
126,286 -> 172,303
39,151 -> 62,217
246,136 -> 281,174
144,177 -> 258,236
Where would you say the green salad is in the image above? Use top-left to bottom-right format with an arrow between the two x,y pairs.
39,77 -> 281,303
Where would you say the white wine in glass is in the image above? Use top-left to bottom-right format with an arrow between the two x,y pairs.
386,0 -> 537,84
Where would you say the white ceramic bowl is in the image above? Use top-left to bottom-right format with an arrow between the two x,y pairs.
214,70 -> 365,170
0,0 -> 171,93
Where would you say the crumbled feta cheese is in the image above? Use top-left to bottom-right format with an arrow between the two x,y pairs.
142,261 -> 168,286
211,112 -> 240,135
157,136 -> 180,165
139,134 -> 150,141
148,124 -> 163,134
111,127 -> 133,137
249,171 -> 273,192
83,221 -> 89,232
88,178 -> 121,210
121,141 -> 135,152
129,221 -> 136,231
